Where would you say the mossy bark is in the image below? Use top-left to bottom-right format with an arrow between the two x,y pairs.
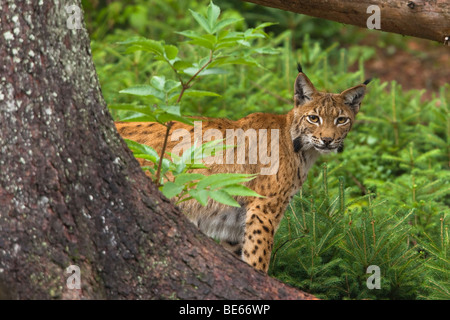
0,0 -> 315,300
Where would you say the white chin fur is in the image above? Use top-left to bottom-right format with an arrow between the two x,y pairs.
314,147 -> 336,154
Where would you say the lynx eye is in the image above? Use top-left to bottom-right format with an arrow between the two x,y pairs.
336,117 -> 348,125
308,115 -> 320,123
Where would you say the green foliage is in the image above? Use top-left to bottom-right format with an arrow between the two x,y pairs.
270,165 -> 447,300
84,0 -> 449,299
126,137 -> 260,207
108,1 -> 265,207
418,221 -> 450,299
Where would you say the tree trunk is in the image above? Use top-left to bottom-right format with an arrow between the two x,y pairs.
243,0 -> 450,44
0,0 -> 315,300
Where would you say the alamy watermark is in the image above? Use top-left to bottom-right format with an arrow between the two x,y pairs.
366,265 -> 381,289
65,5 -> 82,30
64,263 -> 380,290
366,5 -> 381,30
171,121 -> 280,175
66,265 -> 81,289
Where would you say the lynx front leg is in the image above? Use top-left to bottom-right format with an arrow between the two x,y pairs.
242,204 -> 278,273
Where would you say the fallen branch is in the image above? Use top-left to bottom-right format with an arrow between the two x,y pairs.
243,0 -> 450,44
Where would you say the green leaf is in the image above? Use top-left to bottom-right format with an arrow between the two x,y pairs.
150,76 -> 166,91
176,31 -> 217,50
183,67 -> 228,77
240,40 -> 252,47
174,173 -> 205,186
191,35 -> 217,50
155,112 -> 193,125
183,90 -> 221,97
108,104 -> 156,118
188,189 -> 210,206
220,184 -> 262,198
159,105 -> 181,116
254,47 -> 280,55
244,28 -> 266,39
214,41 -> 240,51
161,182 -> 184,199
214,18 -> 242,32
163,80 -> 181,93
118,37 -> 164,56
176,30 -> 202,40
254,22 -> 279,30
124,139 -> 159,158
207,1 -> 221,31
209,176 -> 255,191
164,44 -> 178,60
119,85 -> 164,100
189,9 -> 212,33
118,113 -> 157,123
132,153 -> 158,163
209,189 -> 240,207
210,56 -> 260,67
185,163 -> 209,170
173,60 -> 193,72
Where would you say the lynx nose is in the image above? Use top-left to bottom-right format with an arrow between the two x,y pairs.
321,137 -> 333,146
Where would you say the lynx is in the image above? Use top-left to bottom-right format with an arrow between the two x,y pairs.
116,65 -> 370,272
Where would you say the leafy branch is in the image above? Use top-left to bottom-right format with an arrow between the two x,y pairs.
108,1 -> 274,206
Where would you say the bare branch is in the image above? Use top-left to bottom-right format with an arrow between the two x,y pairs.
243,0 -> 450,44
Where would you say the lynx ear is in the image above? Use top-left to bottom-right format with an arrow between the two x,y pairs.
294,64 -> 316,107
340,83 -> 368,114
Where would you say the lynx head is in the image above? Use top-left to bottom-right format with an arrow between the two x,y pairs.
291,63 -> 370,154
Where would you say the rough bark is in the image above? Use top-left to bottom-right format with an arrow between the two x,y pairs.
0,0 -> 315,300
243,0 -> 450,44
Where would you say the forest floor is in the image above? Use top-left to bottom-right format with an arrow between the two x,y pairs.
357,36 -> 449,100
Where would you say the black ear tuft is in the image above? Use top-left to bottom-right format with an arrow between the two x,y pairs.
363,78 -> 372,85
297,62 -> 303,73
294,73 -> 316,106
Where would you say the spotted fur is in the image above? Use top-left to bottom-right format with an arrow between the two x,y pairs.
116,67 -> 369,272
